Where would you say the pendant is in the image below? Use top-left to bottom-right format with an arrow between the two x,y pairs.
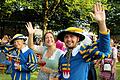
63,69 -> 70,79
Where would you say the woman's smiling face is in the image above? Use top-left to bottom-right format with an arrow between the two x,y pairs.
45,32 -> 55,47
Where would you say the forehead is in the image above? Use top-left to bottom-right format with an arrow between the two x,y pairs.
45,33 -> 54,37
64,33 -> 77,37
14,39 -> 24,42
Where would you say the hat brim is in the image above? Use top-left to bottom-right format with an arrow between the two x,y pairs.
57,31 -> 85,42
10,38 -> 27,45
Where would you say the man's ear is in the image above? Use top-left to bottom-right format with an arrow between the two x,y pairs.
77,37 -> 80,42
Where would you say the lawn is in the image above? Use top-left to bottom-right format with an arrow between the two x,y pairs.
0,71 -> 38,80
0,63 -> 120,80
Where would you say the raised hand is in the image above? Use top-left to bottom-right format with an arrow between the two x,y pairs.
90,2 -> 106,23
90,2 -> 107,32
25,22 -> 35,34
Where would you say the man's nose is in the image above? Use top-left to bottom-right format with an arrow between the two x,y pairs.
67,36 -> 71,41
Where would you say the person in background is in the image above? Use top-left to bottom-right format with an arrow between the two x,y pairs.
57,2 -> 111,80
0,35 -> 11,45
0,34 -> 12,74
110,39 -> 117,80
26,22 -> 64,80
99,39 -> 117,80
56,40 -> 66,52
88,34 -> 98,80
1,34 -> 38,80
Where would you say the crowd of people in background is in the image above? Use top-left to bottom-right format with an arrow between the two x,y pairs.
0,2 -> 120,80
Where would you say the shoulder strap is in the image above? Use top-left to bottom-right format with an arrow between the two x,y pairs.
42,47 -> 47,55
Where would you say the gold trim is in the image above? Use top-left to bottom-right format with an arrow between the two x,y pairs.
62,64 -> 70,66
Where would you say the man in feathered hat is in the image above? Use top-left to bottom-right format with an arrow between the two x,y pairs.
57,3 -> 111,80
1,34 -> 38,80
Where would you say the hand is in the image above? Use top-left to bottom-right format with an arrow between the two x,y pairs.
90,2 -> 107,32
25,22 -> 35,34
14,63 -> 20,70
90,2 -> 106,23
38,60 -> 46,67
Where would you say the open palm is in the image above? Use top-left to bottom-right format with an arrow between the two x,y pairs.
90,3 -> 106,22
26,22 -> 35,34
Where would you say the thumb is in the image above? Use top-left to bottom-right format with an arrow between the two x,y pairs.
89,12 -> 95,18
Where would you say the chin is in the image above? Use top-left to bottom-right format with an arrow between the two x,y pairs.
47,44 -> 53,47
67,46 -> 74,49
15,46 -> 20,49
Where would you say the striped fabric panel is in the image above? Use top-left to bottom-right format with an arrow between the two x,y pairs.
3,46 -> 15,52
13,73 -> 17,80
19,73 -> 21,80
27,52 -> 38,72
79,41 -> 110,62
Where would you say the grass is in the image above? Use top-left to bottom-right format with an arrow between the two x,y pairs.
0,63 -> 120,80
116,63 -> 120,80
0,71 -> 38,80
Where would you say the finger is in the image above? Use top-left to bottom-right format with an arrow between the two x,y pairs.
26,22 -> 29,26
25,25 -> 28,29
27,22 -> 31,27
29,22 -> 32,26
102,5 -> 105,12
27,22 -> 30,27
98,2 -> 102,11
93,4 -> 97,13
29,22 -> 33,28
96,2 -> 99,11
89,12 -> 95,18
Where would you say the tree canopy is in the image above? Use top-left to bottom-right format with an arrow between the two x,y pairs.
0,0 -> 120,35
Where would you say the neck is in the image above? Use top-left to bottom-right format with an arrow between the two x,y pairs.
47,45 -> 56,51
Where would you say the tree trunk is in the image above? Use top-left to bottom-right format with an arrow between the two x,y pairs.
43,0 -> 48,34
43,0 -> 60,34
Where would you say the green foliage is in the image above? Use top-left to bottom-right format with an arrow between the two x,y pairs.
49,0 -> 108,31
1,0 -> 119,35
0,0 -> 42,19
106,0 -> 120,35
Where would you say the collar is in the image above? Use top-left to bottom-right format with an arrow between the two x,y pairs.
63,43 -> 82,57
21,46 -> 29,53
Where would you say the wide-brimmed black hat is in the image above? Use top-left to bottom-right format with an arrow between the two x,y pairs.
57,27 -> 85,42
10,34 -> 27,44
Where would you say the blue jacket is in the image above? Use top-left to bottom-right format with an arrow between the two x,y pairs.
59,31 -> 111,80
0,46 -> 38,80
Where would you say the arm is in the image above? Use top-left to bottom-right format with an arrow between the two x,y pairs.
26,22 -> 35,50
112,48 -> 118,71
19,50 -> 38,72
79,3 -> 111,62
90,2 -> 110,54
112,58 -> 117,72
26,22 -> 43,54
